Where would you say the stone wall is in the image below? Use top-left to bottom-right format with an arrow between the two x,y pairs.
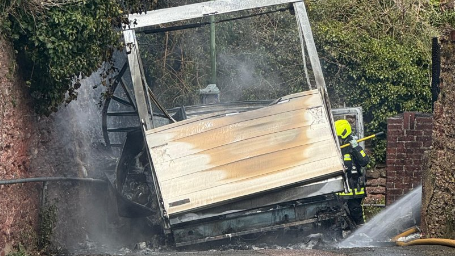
386,112 -> 433,205
0,38 -> 43,255
421,30 -> 455,239
364,164 -> 386,205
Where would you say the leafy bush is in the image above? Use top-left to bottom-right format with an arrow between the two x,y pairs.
6,244 -> 28,256
2,0 -> 123,115
363,197 -> 386,221
37,204 -> 57,250
309,0 -> 437,162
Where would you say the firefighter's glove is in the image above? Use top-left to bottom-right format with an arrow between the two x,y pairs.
350,139 -> 358,148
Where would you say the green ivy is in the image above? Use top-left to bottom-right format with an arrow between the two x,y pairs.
0,0 -> 162,115
6,244 -> 28,256
37,204 -> 57,250
309,0 -> 437,162
2,0 -> 123,115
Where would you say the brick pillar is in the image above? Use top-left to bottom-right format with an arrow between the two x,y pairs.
386,112 -> 433,205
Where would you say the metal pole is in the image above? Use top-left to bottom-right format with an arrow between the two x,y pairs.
0,177 -> 107,185
431,37 -> 440,112
123,29 -> 153,130
210,15 -> 217,85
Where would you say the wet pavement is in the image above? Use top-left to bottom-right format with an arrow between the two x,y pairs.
333,245 -> 455,256
74,245 -> 455,256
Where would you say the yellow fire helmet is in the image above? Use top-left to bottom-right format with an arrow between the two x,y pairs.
335,119 -> 352,139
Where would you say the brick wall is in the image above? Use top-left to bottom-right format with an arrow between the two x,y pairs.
386,112 -> 433,205
364,164 -> 386,204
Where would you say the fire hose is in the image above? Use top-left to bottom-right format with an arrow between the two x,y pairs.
340,131 -> 385,149
392,226 -> 455,247
0,177 -> 106,185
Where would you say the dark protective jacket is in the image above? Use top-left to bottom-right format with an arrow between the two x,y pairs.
341,135 -> 369,175
339,135 -> 370,225
339,135 -> 369,198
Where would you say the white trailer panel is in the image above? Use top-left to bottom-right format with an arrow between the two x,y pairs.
145,90 -> 343,216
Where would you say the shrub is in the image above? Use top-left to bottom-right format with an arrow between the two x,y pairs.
2,0 -> 123,115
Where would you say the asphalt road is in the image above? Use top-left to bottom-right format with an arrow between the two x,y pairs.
333,245 -> 455,256
78,245 -> 455,256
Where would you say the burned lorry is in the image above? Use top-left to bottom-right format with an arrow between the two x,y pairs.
104,0 -> 366,247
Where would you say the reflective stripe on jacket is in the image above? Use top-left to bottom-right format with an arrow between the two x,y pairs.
337,187 -> 365,196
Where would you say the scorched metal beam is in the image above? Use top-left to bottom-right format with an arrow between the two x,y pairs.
127,0 -> 302,29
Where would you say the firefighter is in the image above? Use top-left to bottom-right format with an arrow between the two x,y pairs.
335,119 -> 369,226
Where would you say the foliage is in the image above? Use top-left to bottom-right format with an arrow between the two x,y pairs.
429,0 -> 455,28
138,1 -> 307,108
6,244 -> 28,256
118,0 -> 157,14
1,0 -> 123,115
215,9 -> 307,101
138,28 -> 207,107
37,204 -> 57,251
308,0 -> 437,162
363,197 -> 386,221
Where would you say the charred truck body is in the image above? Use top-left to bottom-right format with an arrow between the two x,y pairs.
107,0 -> 366,247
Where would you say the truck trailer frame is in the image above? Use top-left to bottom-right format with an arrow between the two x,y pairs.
109,0 -> 364,247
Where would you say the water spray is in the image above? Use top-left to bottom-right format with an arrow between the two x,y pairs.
338,185 -> 422,248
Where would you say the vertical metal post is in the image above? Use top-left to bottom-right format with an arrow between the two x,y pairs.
123,29 -> 152,130
293,2 -> 325,91
41,181 -> 48,207
294,1 -> 339,148
210,15 -> 217,85
295,8 -> 312,90
431,37 -> 440,112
